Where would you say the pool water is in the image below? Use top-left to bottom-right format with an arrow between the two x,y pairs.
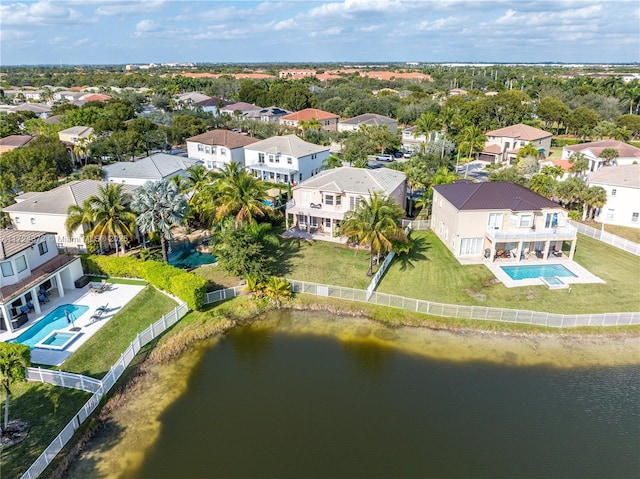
38,331 -> 79,349
10,304 -> 89,348
501,264 -> 577,280
168,238 -> 216,269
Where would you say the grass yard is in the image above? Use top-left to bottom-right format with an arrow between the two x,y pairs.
192,265 -> 242,290
601,224 -> 640,244
62,286 -> 177,378
1,382 -> 90,479
376,231 -> 640,314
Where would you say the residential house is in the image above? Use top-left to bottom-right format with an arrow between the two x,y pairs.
449,88 -> 468,96
401,126 -> 442,150
186,130 -> 260,169
10,103 -> 52,119
244,135 -> 330,184
52,91 -> 85,102
279,69 -> 316,79
338,113 -> 398,134
243,106 -> 291,123
279,108 -> 340,131
58,126 -> 95,146
102,153 -> 198,186
220,102 -> 262,117
0,229 -> 84,334
561,140 -> 640,173
193,97 -> 231,115
285,167 -> 406,242
80,93 -> 112,102
3,180 -> 138,251
431,180 -> 577,262
480,124 -> 553,164
0,135 -> 34,154
588,164 -> 640,228
175,92 -> 211,109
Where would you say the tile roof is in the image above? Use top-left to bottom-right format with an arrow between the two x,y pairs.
0,230 -> 51,260
564,140 -> 640,159
11,103 -> 51,114
296,166 -> 405,196
340,113 -> 397,127
245,135 -> 329,157
0,135 -> 34,148
102,153 -> 198,181
433,180 -> 560,212
3,180 -> 138,216
58,126 -> 94,137
186,129 -> 260,149
588,164 -> 640,188
221,102 -> 261,112
481,144 -> 502,154
486,124 -> 552,141
281,108 -> 339,122
81,93 -> 112,102
194,97 -> 231,108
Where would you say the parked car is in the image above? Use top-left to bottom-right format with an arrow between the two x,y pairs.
403,151 -> 414,158
394,151 -> 404,158
375,154 -> 394,162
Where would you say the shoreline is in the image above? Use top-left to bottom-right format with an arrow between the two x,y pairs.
56,301 -> 640,479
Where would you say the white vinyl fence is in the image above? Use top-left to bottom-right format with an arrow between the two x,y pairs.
569,220 -> 640,256
21,302 -> 189,479
365,225 -> 412,300
288,279 -> 640,328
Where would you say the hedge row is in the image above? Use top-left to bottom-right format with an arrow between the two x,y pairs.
551,138 -> 582,147
81,255 -> 207,310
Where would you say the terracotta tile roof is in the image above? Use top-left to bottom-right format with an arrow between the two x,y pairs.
0,135 -> 34,148
486,124 -> 552,141
433,180 -> 560,212
549,158 -> 572,171
281,108 -> 339,122
588,164 -> 640,188
81,93 -> 111,102
316,73 -> 342,81
564,140 -> 640,159
481,144 -> 502,154
186,129 -> 260,149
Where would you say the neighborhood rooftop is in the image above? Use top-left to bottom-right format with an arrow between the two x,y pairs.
486,123 -> 552,141
245,135 -> 328,156
433,180 -> 559,211
0,230 -> 51,260
564,139 -> 640,158
281,108 -> 339,121
297,166 -> 405,195
588,164 -> 640,188
102,153 -> 198,181
186,129 -> 260,149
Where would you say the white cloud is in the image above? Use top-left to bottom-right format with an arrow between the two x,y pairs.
96,0 -> 165,16
135,19 -> 161,33
0,28 -> 31,42
0,1 -> 87,26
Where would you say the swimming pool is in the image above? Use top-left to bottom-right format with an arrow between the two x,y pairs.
36,330 -> 82,350
500,264 -> 577,280
9,304 -> 89,348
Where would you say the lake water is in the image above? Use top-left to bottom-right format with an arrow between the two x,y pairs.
121,312 -> 640,479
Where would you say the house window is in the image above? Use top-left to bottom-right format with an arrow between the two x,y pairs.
324,218 -> 331,228
606,209 -> 614,220
1,261 -> 14,277
310,216 -> 318,227
15,217 -> 20,224
15,255 -> 27,273
325,195 -> 334,206
611,189 -> 617,196
211,146 -> 217,154
287,157 -> 292,164
459,238 -> 484,256
206,161 -> 213,169
519,215 -> 532,227
221,148 -> 226,156
38,241 -> 48,255
509,214 -> 518,226
349,196 -> 360,211
268,155 -> 274,163
205,146 -> 211,154
275,155 -> 280,163
197,144 -> 204,152
311,154 -> 317,160
299,174 -> 302,182
545,212 -> 558,228
258,153 -> 265,163
632,212 -> 639,223
30,218 -> 36,225
488,213 -> 503,230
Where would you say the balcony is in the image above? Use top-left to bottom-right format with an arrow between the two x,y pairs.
0,254 -> 78,302
485,224 -> 577,241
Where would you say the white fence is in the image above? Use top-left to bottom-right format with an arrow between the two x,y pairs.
365,225 -> 412,300
21,302 -> 189,479
569,220 -> 640,256
402,218 -> 430,230
288,279 -> 640,328
204,286 -> 243,304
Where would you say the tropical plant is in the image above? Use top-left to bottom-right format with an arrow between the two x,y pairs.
212,218 -> 271,278
321,153 -> 343,170
66,198 -> 97,251
263,276 -> 292,307
459,125 -> 486,165
582,186 -> 607,221
568,152 -> 589,177
214,166 -> 269,227
554,176 -> 587,211
86,184 -> 137,255
298,117 -> 321,134
341,192 -> 409,276
0,343 -> 30,431
80,164 -> 104,180
599,147 -> 619,166
132,180 -> 188,262
414,112 -> 440,143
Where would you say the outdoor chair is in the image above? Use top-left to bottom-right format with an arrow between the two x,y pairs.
38,293 -> 49,303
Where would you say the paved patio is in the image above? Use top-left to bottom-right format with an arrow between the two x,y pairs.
1,281 -> 146,366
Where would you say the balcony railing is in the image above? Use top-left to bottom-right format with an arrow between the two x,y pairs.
0,254 -> 78,301
486,224 -> 577,240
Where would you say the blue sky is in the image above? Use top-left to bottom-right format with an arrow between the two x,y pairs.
1,0 -> 639,65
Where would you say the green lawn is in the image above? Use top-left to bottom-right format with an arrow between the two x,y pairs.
601,224 -> 640,244
192,265 -> 242,290
1,382 -> 90,479
376,231 -> 640,314
61,286 -> 177,378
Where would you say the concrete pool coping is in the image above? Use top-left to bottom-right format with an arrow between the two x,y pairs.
0,282 -> 146,366
485,260 -> 605,288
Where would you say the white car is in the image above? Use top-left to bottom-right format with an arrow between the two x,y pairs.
375,154 -> 394,162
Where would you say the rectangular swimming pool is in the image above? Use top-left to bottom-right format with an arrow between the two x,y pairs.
9,304 -> 89,348
500,264 -> 577,280
36,330 -> 82,350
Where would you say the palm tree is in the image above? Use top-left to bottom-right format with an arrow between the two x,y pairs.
263,276 -> 292,307
87,184 -> 137,255
132,180 -> 188,262
298,117 -> 321,135
321,153 -> 343,170
582,186 -> 607,221
66,198 -> 96,250
599,147 -> 619,166
183,164 -> 215,226
460,125 -> 487,163
341,192 -> 409,277
214,168 -> 269,227
0,343 -> 30,431
414,112 -> 440,144
528,174 -> 557,200
568,152 -> 589,177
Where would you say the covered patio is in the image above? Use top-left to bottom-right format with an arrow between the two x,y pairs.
284,205 -> 346,243
485,225 -> 577,263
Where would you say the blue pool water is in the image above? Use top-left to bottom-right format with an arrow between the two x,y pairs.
501,264 -> 577,280
10,304 -> 89,348
168,238 -> 216,270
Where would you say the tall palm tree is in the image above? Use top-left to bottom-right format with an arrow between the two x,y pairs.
87,184 -> 137,255
66,198 -> 97,250
215,168 -> 270,227
0,343 -> 30,431
568,152 -> 589,177
582,186 -> 607,221
414,112 -> 440,144
321,153 -> 343,170
528,174 -> 557,200
183,164 -> 215,226
341,192 -> 409,277
132,180 -> 188,262
460,125 -> 487,163
599,147 -> 619,166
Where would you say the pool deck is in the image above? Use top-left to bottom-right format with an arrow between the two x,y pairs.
485,259 -> 605,288
1,282 -> 146,366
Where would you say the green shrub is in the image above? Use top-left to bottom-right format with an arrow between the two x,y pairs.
551,138 -> 581,147
81,255 -> 207,310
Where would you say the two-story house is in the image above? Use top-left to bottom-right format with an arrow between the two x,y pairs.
0,229 -> 83,333
431,181 -> 577,262
285,167 -> 406,242
338,113 -> 398,133
244,135 -> 330,184
3,180 -> 138,251
279,108 -> 340,131
588,164 -> 640,229
186,130 -> 260,169
480,124 -> 552,164
562,140 -> 640,173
